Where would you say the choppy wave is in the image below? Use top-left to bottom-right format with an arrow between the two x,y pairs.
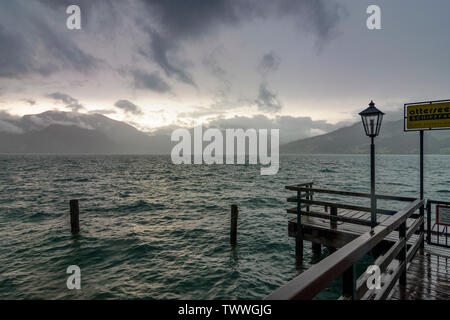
0,154 -> 449,299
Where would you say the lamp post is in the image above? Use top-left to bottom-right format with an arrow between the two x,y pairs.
359,100 -> 384,229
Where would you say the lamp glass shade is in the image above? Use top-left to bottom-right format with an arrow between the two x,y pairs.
359,101 -> 384,137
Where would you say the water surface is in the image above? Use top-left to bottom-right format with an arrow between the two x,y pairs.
0,154 -> 448,299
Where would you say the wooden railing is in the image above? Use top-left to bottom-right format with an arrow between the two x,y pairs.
266,183 -> 425,300
286,185 -> 416,214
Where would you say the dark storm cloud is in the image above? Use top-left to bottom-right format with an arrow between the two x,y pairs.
47,92 -> 85,112
140,0 -> 240,39
0,1 -> 98,79
138,29 -> 196,87
88,109 -> 117,115
1,0 -> 344,84
132,70 -> 171,93
202,48 -> 230,91
258,52 -> 281,75
0,111 -> 24,134
138,0 -> 344,86
0,25 -> 55,78
273,0 -> 345,42
23,99 -> 36,106
0,110 -> 18,120
114,100 -> 143,115
203,52 -> 227,81
67,103 -> 85,112
140,0 -> 343,41
38,0 -> 113,20
32,20 -> 97,74
39,0 -> 124,35
39,0 -> 92,9
48,92 -> 77,105
255,83 -> 282,113
136,0 -> 240,84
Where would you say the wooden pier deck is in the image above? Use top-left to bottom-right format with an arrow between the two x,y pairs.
390,246 -> 450,300
287,209 -> 422,249
267,182 -> 450,300
286,207 -> 450,300
287,209 -> 447,251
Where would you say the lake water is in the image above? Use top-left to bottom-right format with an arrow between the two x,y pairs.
0,154 -> 449,299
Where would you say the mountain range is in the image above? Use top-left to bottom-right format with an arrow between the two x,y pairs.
0,111 -> 170,154
1,111 -> 450,154
281,120 -> 450,154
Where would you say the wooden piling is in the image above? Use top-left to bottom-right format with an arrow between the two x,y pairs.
342,265 -> 356,299
70,199 -> 80,234
230,204 -> 238,247
312,242 -> 321,257
330,205 -> 338,229
327,247 -> 337,254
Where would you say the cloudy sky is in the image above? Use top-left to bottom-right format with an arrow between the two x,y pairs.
1,0 -> 450,141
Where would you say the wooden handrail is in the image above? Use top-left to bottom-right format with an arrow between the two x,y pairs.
285,186 -> 416,202
266,199 -> 424,300
287,199 -> 396,215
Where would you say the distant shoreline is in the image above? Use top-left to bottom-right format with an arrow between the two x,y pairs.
1,153 -> 450,156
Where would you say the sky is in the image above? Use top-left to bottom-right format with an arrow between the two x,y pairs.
1,0 -> 450,141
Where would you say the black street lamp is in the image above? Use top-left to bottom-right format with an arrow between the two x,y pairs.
359,100 -> 384,228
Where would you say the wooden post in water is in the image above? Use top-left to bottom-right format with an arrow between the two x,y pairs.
312,242 -> 321,257
342,265 -> 356,299
326,205 -> 338,253
230,204 -> 238,247
70,200 -> 80,234
330,205 -> 338,229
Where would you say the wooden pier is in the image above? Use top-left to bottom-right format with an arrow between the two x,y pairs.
267,182 -> 450,300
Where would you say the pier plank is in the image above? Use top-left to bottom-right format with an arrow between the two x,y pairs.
288,215 -> 421,248
390,249 -> 450,300
351,211 -> 369,220
341,210 -> 360,218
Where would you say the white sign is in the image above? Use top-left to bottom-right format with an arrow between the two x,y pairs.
437,205 -> 450,226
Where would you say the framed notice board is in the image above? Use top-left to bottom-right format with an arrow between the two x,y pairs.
437,205 -> 450,226
404,99 -> 450,131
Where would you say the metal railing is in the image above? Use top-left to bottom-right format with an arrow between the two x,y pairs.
426,200 -> 450,248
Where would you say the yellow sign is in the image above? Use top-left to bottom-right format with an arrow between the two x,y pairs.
405,100 -> 450,131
